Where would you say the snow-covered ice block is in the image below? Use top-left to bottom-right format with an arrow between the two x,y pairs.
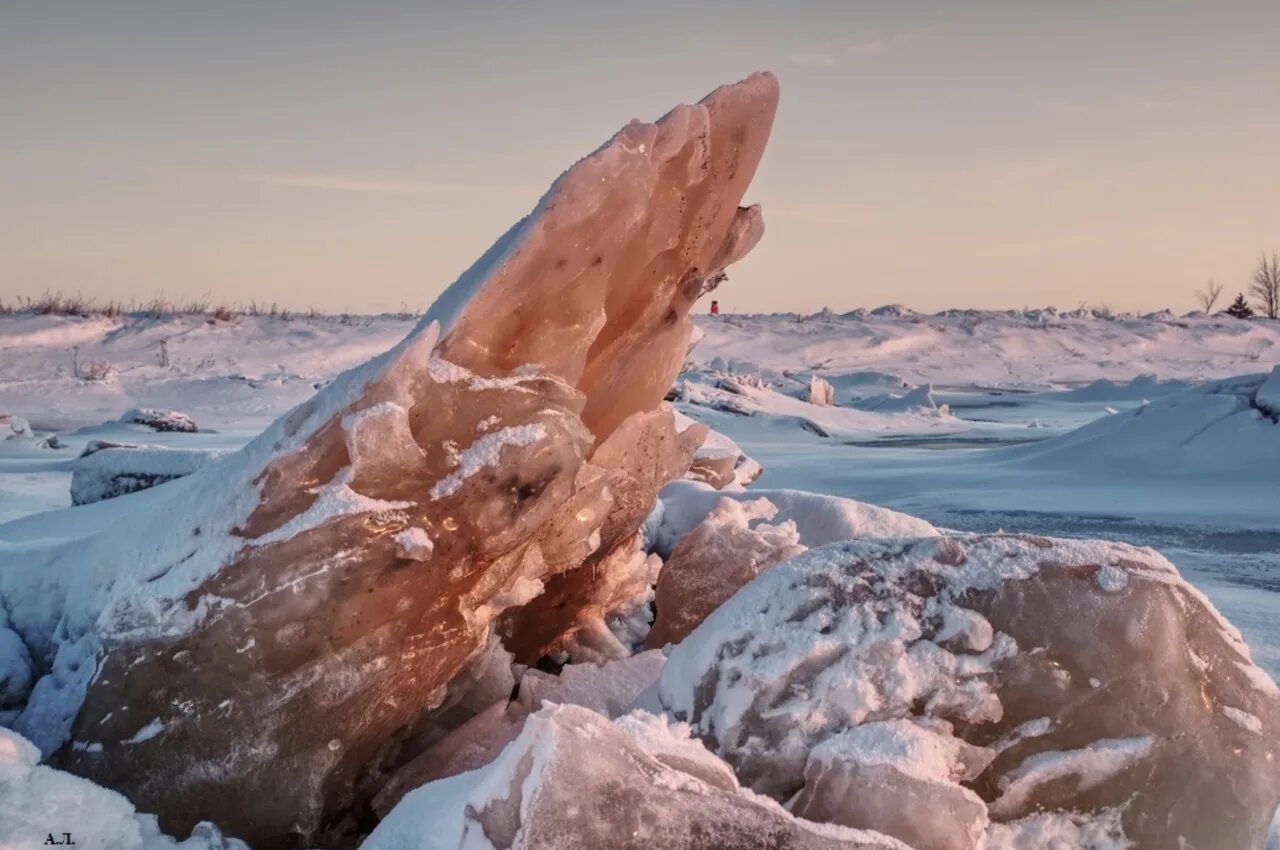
373,650 -> 669,816
1057,373 -> 1192,402
674,409 -> 763,488
646,495 -> 804,647
850,384 -> 939,413
651,479 -> 937,558
1,413 -> 32,440
119,408 -> 199,433
658,534 -> 1280,850
808,375 -> 835,406
70,446 -> 225,505
793,720 -> 992,850
364,704 -> 906,850
1257,364 -> 1280,418
517,649 -> 666,718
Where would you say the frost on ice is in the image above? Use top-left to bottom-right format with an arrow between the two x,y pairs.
0,73 -> 779,846
657,534 -> 1280,850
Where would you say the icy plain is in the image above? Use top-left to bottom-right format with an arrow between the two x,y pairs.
3,307 -> 1279,683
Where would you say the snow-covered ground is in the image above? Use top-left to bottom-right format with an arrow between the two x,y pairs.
684,310 -> 1280,684
12,308 -> 1276,677
698,306 -> 1280,388
2,311 -> 1278,669
0,314 -> 412,523
3,308 -> 1280,846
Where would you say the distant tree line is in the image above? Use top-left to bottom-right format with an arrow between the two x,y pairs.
1197,253 -> 1280,319
1250,253 -> 1280,319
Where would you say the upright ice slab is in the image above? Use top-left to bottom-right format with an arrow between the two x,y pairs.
1,73 -> 779,846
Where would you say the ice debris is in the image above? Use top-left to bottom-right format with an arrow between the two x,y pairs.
657,534 -> 1280,850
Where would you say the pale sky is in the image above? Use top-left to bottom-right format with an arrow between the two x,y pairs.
3,1 -> 1278,314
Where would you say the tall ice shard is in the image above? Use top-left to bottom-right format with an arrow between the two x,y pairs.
0,73 -> 779,847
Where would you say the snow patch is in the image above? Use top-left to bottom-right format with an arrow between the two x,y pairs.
429,424 -> 547,499
992,736 -> 1154,817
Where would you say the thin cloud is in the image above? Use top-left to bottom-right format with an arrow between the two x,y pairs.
788,51 -> 842,68
235,170 -> 538,196
844,35 -> 895,57
787,25 -> 939,68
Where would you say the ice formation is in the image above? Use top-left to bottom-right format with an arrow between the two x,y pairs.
2,69 -> 1275,850
371,650 -> 668,817
518,648 -> 666,717
673,365 -> 961,440
641,481 -> 938,650
120,408 -> 199,433
851,384 -> 940,413
646,496 -> 804,647
675,410 -> 763,488
362,704 -> 906,850
792,720 -> 992,850
70,446 -> 223,505
657,534 -> 1280,850
1258,363 -> 1280,418
500,409 -> 703,664
808,375 -> 836,406
0,73 -> 779,846
2,413 -> 32,440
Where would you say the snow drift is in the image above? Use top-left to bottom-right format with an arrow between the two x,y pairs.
691,309 -> 1280,389
1004,369 -> 1280,477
